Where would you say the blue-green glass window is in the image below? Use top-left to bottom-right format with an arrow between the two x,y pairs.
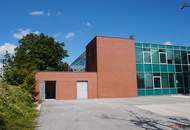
160,64 -> 168,72
159,52 -> 167,63
167,50 -> 174,64
136,64 -> 144,72
144,73 -> 153,88
169,73 -> 175,88
174,46 -> 180,50
144,64 -> 152,72
180,46 -> 187,51
152,49 -> 159,63
176,73 -> 183,88
159,45 -> 166,49
137,73 -> 145,88
143,51 -> 151,63
136,47 -> 143,63
175,65 -> 182,72
143,43 -> 150,48
136,43 -> 143,47
167,45 -> 173,49
152,64 -> 160,72
181,51 -> 188,64
183,73 -> 189,90
182,65 -> 188,72
151,44 -> 158,48
188,54 -> 190,64
168,65 -> 175,72
161,73 -> 169,88
174,50 -> 181,64
153,76 -> 161,88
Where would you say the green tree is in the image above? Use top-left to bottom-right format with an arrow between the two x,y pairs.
14,33 -> 68,70
3,33 -> 69,91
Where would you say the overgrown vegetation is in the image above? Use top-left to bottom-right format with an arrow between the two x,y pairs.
0,33 -> 69,129
0,81 -> 36,130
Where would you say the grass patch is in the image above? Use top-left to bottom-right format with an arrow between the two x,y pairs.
0,81 -> 37,130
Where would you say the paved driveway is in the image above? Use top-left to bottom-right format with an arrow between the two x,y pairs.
37,95 -> 190,130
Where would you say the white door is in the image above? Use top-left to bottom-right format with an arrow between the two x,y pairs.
77,81 -> 88,99
40,80 -> 45,101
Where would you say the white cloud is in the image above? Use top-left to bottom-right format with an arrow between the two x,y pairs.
53,33 -> 61,38
29,11 -> 44,16
30,10 -> 64,17
13,28 -> 40,39
65,32 -> 75,39
163,41 -> 173,45
56,11 -> 62,16
0,43 -> 17,58
86,22 -> 92,27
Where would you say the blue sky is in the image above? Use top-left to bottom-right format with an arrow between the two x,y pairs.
0,0 -> 190,63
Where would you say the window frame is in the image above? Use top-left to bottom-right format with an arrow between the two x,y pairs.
159,51 -> 167,64
143,51 -> 152,64
153,76 -> 162,89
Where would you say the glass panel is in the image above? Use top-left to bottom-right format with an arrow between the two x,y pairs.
176,73 -> 183,88
143,52 -> 151,63
174,46 -> 180,50
152,64 -> 160,72
169,74 -> 175,88
136,64 -> 144,72
155,89 -> 162,95
137,73 -> 145,88
145,73 -> 153,88
151,44 -> 158,48
161,73 -> 169,88
175,65 -> 182,72
153,73 -> 160,76
136,47 -> 143,63
136,43 -> 143,47
174,50 -> 181,64
188,54 -> 190,64
167,50 -> 174,64
143,43 -> 150,48
163,89 -> 169,95
182,65 -> 188,72
160,53 -> 167,63
170,88 -> 177,94
181,51 -> 188,64
160,64 -> 168,72
154,76 -> 161,88
184,73 -> 189,94
152,49 -> 159,63
144,64 -> 152,72
146,89 -> 154,95
180,46 -> 187,51
138,90 -> 145,96
159,45 -> 166,49
168,65 -> 175,72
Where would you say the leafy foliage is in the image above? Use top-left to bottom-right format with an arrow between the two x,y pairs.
3,33 -> 69,88
0,81 -> 36,130
1,33 -> 69,129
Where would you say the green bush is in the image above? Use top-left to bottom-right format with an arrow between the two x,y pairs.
0,82 -> 37,130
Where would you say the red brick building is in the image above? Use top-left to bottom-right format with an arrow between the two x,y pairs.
35,36 -> 138,100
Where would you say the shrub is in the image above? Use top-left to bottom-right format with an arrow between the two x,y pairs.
0,81 -> 37,130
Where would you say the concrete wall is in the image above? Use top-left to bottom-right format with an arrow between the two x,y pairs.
95,36 -> 137,98
35,72 -> 97,100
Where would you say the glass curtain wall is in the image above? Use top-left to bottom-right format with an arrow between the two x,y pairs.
136,43 -> 190,96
